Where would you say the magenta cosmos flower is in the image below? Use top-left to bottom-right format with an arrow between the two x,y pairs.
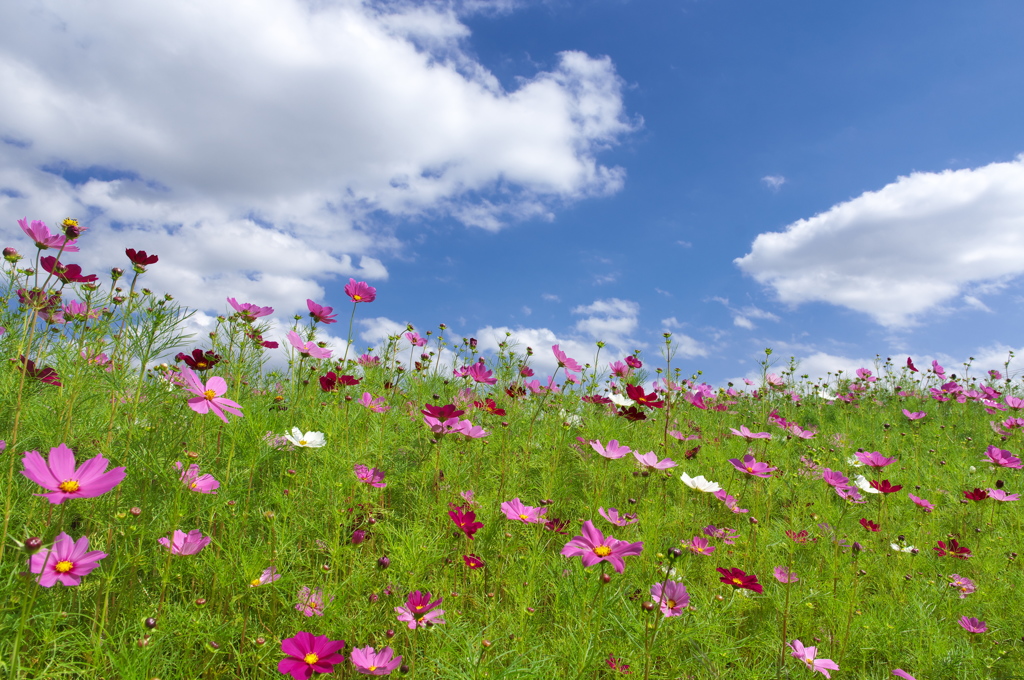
551,344 -> 583,372
598,507 -> 638,527
854,451 -> 897,468
983,445 -> 1022,469
395,590 -> 445,629
29,532 -> 106,587
589,439 -> 631,459
892,671 -> 917,680
650,580 -> 689,616
716,567 -> 763,593
279,631 -> 346,679
958,616 -> 987,634
354,464 -> 386,488
159,529 -> 211,555
987,488 -> 1020,501
728,454 -> 778,478
561,520 -> 644,574
306,299 -> 337,324
227,297 -> 273,321
174,462 -> 220,494
21,444 -> 126,504
296,586 -> 334,617
908,493 -> 934,512
789,640 -> 839,678
729,425 -> 771,440
345,278 -> 376,303
448,506 -> 483,539
351,646 -> 402,675
180,368 -> 244,423
681,536 -> 715,556
501,498 -> 547,524
633,451 -> 677,471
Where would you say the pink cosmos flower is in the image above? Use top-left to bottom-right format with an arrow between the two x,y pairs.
180,368 -> 244,423
729,426 -> 771,440
358,353 -> 381,367
987,488 -> 1020,501
773,566 -> 799,583
983,445 -> 1022,469
958,616 -> 987,634
789,424 -> 816,439
29,532 -> 106,587
287,331 -> 332,359
354,464 -> 386,488
902,409 -> 926,421
19,218 -> 79,251
279,632 -> 346,679
908,493 -> 934,512
250,566 -> 281,587
227,297 -> 273,321
713,489 -> 749,514
854,451 -> 897,468
589,439 -> 631,459
395,590 -> 445,629
351,645 -> 403,675
174,461 -> 220,494
551,344 -> 583,372
728,453 -> 778,478
703,525 -> 739,545
633,451 -> 677,471
948,574 -> 976,598
358,392 -> 390,412
650,580 -> 689,616
465,362 -> 497,385
931,360 -> 945,376
892,670 -> 917,680
345,278 -> 376,303
159,529 -> 211,555
789,640 -> 839,678
296,586 -> 333,617
560,520 -> 644,573
500,498 -> 547,524
406,332 -> 427,347
682,536 -> 715,556
821,469 -> 849,488
598,507 -> 638,527
454,419 -> 488,439
609,361 -> 631,378
21,444 -> 126,504
306,299 -> 337,324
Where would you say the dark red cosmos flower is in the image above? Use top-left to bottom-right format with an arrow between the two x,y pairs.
125,248 -> 159,267
582,394 -> 612,405
606,654 -> 631,674
684,445 -> 701,460
505,383 -> 527,400
616,406 -> 647,422
473,398 -> 506,416
963,488 -> 989,501
422,404 -> 465,421
906,357 -> 918,372
544,517 -> 570,534
40,256 -> 98,284
785,529 -> 809,543
716,567 -> 763,593
859,518 -> 880,532
18,356 -> 62,386
934,539 -> 971,559
624,356 -> 642,369
625,383 -> 664,409
448,507 -> 483,540
869,479 -> 903,494
463,554 -> 485,569
17,288 -> 61,314
175,348 -> 221,372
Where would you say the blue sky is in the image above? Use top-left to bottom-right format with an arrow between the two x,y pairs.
3,0 -> 1024,384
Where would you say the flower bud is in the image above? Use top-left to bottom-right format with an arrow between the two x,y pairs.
641,601 -> 655,611
130,507 -> 142,517
24,537 -> 43,554
144,617 -> 157,629
111,267 -> 124,280
3,247 -> 22,263
255,637 -> 266,646
386,629 -> 395,639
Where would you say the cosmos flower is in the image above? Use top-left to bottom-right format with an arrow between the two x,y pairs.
306,299 -> 337,324
958,616 -> 987,634
278,632 -> 346,679
650,580 -> 689,616
551,344 -> 583,372
729,426 -> 771,440
180,368 -> 244,423
174,461 -> 220,494
633,451 -> 677,471
773,566 -> 799,583
983,445 -> 1022,469
19,218 -> 79,251
29,532 -> 106,587
589,439 -> 631,459
287,331 -> 332,359
598,507 -> 638,527
908,493 -> 934,512
350,646 -> 403,676
681,536 -> 715,556
250,566 -> 282,587
561,520 -> 643,574
449,506 -> 483,539
948,574 -> 976,598
463,554 -> 485,569
854,451 -> 897,468
892,670 -> 917,680
284,428 -> 326,448
295,586 -> 333,617
354,464 -> 387,488
902,409 -> 926,421
395,590 -> 445,629
625,383 -> 664,409
934,539 -> 971,560
789,639 -> 839,678
500,498 -> 547,524
159,529 -> 211,556
680,473 -> 721,493
227,297 -> 274,321
717,567 -> 763,593
987,488 -> 1019,501
21,444 -> 126,504
345,279 -> 377,303
728,454 -> 778,478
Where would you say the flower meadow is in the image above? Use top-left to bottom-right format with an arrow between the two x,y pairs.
0,218 -> 1021,679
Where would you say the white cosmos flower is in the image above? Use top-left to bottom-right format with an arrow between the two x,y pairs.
609,393 -> 635,408
284,427 -> 326,448
847,455 -> 864,468
890,542 -> 917,554
680,473 -> 722,493
852,474 -> 881,494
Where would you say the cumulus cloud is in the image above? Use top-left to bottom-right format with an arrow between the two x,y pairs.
571,298 -> 639,346
0,0 -> 634,315
736,156 -> 1024,327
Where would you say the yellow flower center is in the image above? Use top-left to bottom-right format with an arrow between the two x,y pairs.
732,578 -> 743,586
353,294 -> 362,301
298,440 -> 307,446
368,666 -> 377,672
746,466 -> 755,472
54,560 -> 74,573
666,599 -> 676,608
250,578 -> 262,587
58,479 -> 80,493
594,545 -> 612,557
190,482 -> 198,489
203,389 -> 217,400
304,653 -> 319,665
519,513 -> 528,520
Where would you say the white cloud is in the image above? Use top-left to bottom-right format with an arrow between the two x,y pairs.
0,0 -> 635,313
761,175 -> 786,191
733,315 -> 755,330
736,156 -> 1024,327
571,297 -> 639,346
541,293 -> 560,302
